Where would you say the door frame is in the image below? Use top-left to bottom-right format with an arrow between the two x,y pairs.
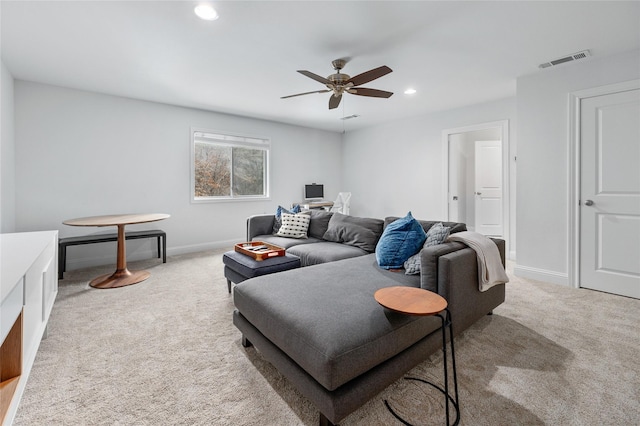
442,120 -> 510,254
568,79 -> 640,289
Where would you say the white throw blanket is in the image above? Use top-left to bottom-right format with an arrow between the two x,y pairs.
447,231 -> 509,292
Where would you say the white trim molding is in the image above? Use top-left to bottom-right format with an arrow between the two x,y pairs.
514,264 -> 570,287
66,238 -> 239,271
167,239 -> 238,256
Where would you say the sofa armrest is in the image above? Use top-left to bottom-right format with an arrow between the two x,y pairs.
420,237 -> 506,292
437,246 -> 506,334
247,214 -> 275,241
490,238 -> 506,268
419,241 -> 467,292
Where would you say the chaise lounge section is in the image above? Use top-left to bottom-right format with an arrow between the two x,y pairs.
233,212 -> 506,425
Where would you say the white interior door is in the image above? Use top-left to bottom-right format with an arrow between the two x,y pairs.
475,140 -> 503,236
580,88 -> 640,299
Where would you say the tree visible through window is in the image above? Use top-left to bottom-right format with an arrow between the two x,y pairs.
192,130 -> 269,200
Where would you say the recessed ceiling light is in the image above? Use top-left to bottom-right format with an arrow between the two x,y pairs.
404,88 -> 417,95
195,4 -> 219,21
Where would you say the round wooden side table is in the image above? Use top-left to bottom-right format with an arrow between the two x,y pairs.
374,286 -> 460,426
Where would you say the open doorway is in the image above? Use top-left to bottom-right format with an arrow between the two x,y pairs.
442,121 -> 510,252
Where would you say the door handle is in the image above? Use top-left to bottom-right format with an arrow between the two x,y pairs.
584,200 -> 594,206
475,192 -> 482,195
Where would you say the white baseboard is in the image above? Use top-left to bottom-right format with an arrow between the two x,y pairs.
513,264 -> 570,287
167,239 -> 238,256
65,238 -> 240,272
508,250 -> 516,261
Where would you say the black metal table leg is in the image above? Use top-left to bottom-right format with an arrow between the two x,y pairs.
384,308 -> 460,425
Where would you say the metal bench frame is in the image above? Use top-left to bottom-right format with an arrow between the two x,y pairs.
58,229 -> 166,279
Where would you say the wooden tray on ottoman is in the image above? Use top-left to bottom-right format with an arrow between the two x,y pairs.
235,241 -> 286,261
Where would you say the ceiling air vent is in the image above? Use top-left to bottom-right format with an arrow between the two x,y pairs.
539,50 -> 591,69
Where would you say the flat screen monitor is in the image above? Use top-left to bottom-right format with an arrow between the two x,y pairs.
304,184 -> 324,201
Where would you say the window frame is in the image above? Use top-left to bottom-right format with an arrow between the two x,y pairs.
190,127 -> 271,203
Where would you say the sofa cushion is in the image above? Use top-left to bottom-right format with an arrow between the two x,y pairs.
322,213 -> 383,252
273,205 -> 301,234
306,209 -> 334,239
288,241 -> 368,266
384,217 -> 467,235
233,254 -> 438,391
277,212 -> 311,239
375,212 -> 427,269
252,234 -> 322,249
404,222 -> 451,275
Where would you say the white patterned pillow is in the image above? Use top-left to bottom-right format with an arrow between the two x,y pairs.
276,213 -> 311,239
404,222 -> 451,275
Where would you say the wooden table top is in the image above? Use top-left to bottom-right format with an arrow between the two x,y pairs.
374,286 -> 447,316
63,213 -> 170,227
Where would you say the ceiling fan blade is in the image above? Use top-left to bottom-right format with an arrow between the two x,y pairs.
347,65 -> 392,87
281,89 -> 331,99
329,94 -> 342,110
298,70 -> 333,85
349,87 -> 394,98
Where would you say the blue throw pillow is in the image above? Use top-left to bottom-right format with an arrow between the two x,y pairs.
375,212 -> 427,269
273,205 -> 301,234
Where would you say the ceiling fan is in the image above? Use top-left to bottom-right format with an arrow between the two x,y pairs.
281,59 -> 393,110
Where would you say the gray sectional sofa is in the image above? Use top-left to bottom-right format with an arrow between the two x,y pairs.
233,210 -> 506,425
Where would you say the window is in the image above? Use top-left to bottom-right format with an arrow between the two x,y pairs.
191,129 -> 270,201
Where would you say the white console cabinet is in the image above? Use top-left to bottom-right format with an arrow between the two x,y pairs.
1,231 -> 58,425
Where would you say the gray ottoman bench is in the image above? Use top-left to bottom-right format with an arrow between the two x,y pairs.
223,250 -> 301,293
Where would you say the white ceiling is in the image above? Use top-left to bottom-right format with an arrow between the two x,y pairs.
2,1 -> 639,133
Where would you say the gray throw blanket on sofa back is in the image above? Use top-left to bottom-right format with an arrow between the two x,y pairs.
447,231 -> 509,291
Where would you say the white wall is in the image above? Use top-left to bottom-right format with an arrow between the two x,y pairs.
341,97 -> 516,243
13,49 -> 636,278
515,49 -> 640,285
0,59 -> 16,233
14,81 -> 342,270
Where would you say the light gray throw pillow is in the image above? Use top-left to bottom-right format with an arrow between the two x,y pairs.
404,222 -> 451,274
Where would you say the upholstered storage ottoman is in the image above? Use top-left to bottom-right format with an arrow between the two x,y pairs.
223,250 -> 301,293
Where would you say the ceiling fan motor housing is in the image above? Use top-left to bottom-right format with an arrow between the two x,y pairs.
328,73 -> 351,84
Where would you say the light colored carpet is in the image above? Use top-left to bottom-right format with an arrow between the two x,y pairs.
13,249 -> 640,425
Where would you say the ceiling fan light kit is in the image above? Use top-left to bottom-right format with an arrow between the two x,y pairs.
282,59 -> 394,109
